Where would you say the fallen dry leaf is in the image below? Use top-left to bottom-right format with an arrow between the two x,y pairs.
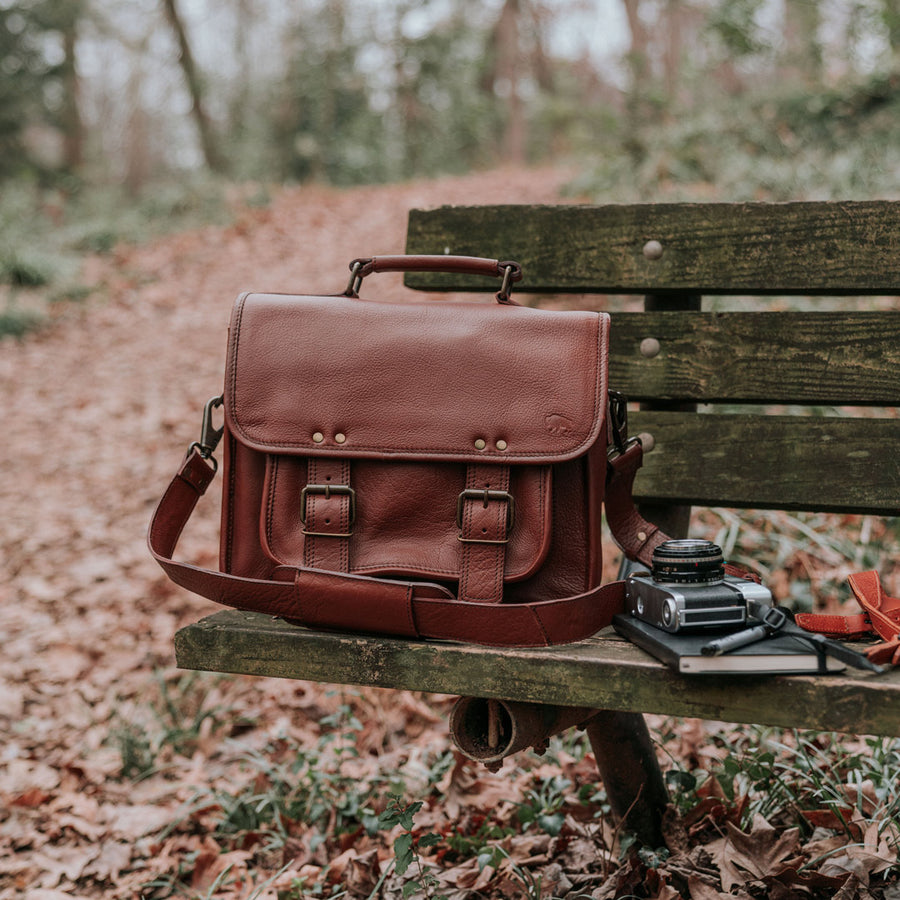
707,813 -> 801,891
686,876 -> 733,899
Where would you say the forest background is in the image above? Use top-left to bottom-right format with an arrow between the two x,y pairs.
5,0 -> 900,326
2,1 -> 900,899
4,0 -> 900,212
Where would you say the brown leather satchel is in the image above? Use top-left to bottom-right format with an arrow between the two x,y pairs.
149,255 -> 666,646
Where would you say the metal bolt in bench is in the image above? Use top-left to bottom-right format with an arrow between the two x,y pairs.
174,201 -> 900,846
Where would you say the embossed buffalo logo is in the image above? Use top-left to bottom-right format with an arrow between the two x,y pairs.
545,414 -> 576,435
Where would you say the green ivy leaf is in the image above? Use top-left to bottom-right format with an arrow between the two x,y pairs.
418,832 -> 442,849
399,800 -> 423,831
393,832 -> 414,876
537,812 -> 565,836
517,805 -> 536,824
477,850 -> 497,871
665,770 -> 698,792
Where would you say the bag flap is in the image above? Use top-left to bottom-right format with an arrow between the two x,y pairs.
225,292 -> 609,463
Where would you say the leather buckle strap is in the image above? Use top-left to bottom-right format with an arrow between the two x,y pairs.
456,489 -> 515,544
300,483 -> 356,537
150,448 -> 630,646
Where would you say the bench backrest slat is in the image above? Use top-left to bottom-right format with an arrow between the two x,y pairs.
632,411 -> 899,513
406,202 -> 900,517
611,311 -> 900,405
406,202 -> 900,294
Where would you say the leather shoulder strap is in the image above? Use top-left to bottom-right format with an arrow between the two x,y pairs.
149,448 -> 644,647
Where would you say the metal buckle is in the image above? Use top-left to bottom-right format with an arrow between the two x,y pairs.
456,489 -> 515,544
345,260 -> 366,297
187,395 -> 224,471
496,263 -> 519,303
300,484 -> 356,537
606,390 -> 642,460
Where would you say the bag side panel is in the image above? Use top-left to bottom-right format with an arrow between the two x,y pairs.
504,456 -> 596,603
220,428 -> 273,580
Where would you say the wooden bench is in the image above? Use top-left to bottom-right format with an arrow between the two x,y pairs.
174,201 -> 900,847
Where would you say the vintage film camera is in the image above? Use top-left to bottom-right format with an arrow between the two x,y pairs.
625,539 -> 773,633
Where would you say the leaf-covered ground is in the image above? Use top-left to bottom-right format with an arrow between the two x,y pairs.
1,167 -> 898,899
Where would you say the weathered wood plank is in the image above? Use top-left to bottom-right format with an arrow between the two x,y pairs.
629,410 -> 900,516
629,411 -> 900,513
609,311 -> 900,405
176,610 -> 900,736
405,202 -> 900,294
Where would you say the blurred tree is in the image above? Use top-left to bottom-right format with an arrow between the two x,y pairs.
883,0 -> 900,62
123,38 -> 152,195
161,0 -> 226,173
0,7 -> 43,177
387,0 -> 496,177
781,0 -> 822,86
706,0 -> 767,94
272,1 -> 373,182
4,0 -> 897,200
0,0 -> 87,179
51,0 -> 87,172
622,0 -> 651,135
227,0 -> 253,155
483,0 -> 553,163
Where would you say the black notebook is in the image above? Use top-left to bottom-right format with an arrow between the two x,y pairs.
612,615 -> 846,675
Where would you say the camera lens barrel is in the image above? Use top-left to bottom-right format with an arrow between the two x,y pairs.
651,539 -> 725,585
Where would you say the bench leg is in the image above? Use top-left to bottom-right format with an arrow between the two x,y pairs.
585,710 -> 668,847
447,697 -> 668,846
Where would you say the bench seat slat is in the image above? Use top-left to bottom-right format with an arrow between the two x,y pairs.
175,610 -> 900,736
610,311 -> 900,405
631,411 -> 900,514
405,202 -> 900,295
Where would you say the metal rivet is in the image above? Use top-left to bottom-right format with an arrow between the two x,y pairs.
474,438 -> 486,450
640,337 -> 661,358
637,432 -> 656,452
638,531 -> 648,543
496,439 -> 508,451
312,432 -> 324,443
642,240 -> 663,260
335,433 -> 346,444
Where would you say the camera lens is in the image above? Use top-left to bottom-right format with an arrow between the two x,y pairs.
651,539 -> 725,585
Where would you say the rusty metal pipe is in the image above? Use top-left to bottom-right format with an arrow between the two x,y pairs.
449,697 -> 599,767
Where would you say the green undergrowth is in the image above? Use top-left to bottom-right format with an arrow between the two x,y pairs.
691,507 -> 900,613
0,174 -> 243,338
109,671 -> 900,898
570,73 -> 900,204
660,724 -> 900,840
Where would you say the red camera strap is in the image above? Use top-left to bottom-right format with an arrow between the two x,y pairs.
795,570 -> 900,667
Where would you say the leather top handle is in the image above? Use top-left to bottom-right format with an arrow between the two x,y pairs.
346,255 -> 523,303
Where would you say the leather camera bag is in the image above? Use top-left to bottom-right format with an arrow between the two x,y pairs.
149,255 -> 667,646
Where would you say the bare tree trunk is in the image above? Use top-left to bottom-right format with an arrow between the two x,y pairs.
621,0 -> 653,163
229,0 -> 252,146
623,0 -> 651,96
495,0 -> 527,163
60,8 -> 84,172
661,0 -> 682,105
124,58 -> 150,195
161,0 -> 226,172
